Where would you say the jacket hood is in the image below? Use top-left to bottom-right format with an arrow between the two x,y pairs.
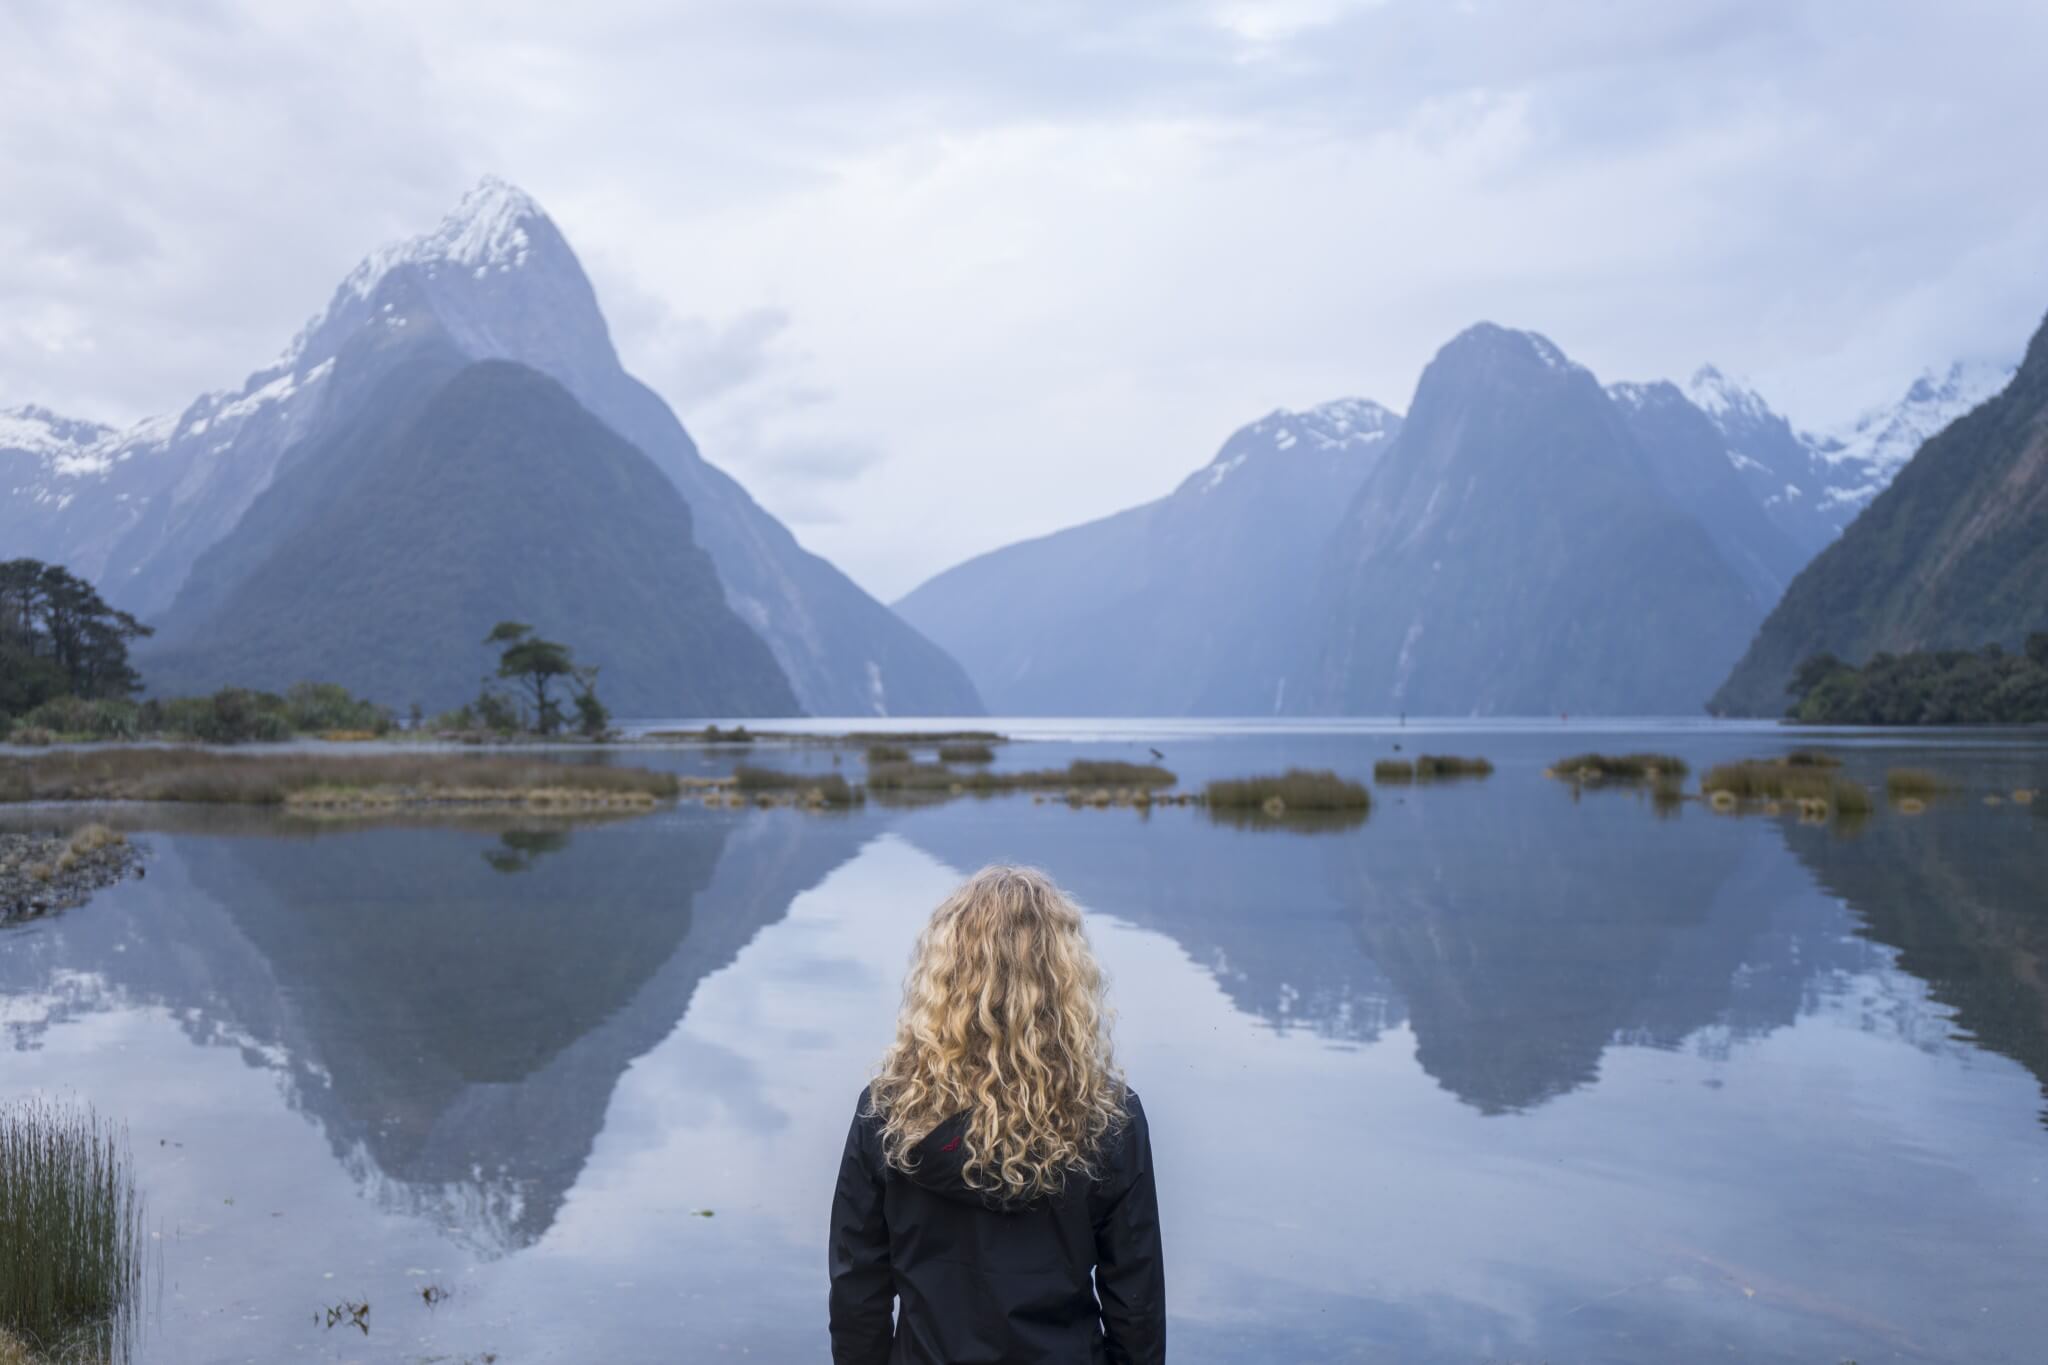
904,1112 -> 1035,1211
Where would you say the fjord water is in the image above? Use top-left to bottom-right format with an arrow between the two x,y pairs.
4,724 -> 2047,1363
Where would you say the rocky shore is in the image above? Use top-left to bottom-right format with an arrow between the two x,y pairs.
0,826 -> 143,924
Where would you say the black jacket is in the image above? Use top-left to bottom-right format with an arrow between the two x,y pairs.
828,1086 -> 1165,1364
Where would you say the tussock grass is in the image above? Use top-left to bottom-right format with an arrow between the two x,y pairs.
0,750 -> 679,807
1549,753 -> 1689,782
1373,759 -> 1415,783
1413,754 -> 1494,779
1701,760 -> 1871,821
867,758 -> 1174,798
1204,769 -> 1371,814
1782,750 -> 1843,768
841,730 -> 1004,745
864,744 -> 910,764
936,743 -> 995,764
731,766 -> 862,806
1885,768 -> 1953,799
0,1101 -> 143,1361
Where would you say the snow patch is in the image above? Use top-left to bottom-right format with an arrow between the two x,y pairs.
341,175 -> 540,304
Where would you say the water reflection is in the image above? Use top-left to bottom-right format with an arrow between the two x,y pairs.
1782,801 -> 2048,1125
896,792 -> 1884,1113
1,808 -> 876,1254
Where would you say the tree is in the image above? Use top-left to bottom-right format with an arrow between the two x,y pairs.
484,622 -> 595,736
0,559 -> 152,717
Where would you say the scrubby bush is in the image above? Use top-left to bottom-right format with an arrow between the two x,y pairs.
19,698 -> 139,741
282,682 -> 393,736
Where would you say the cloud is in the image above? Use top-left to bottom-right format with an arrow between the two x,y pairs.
4,0 -> 2047,598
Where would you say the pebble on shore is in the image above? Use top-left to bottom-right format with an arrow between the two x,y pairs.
0,826 -> 143,924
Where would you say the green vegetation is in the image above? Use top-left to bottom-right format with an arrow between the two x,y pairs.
1549,753 -> 1690,783
1373,759 -> 1415,783
840,730 -> 1004,745
1781,638 -> 2048,724
1204,769 -> 1371,814
936,742 -> 995,764
486,622 -> 609,738
865,743 -> 910,764
0,749 -> 679,809
1413,754 -> 1494,779
2,683 -> 399,746
1782,749 -> 1842,768
1,560 -> 151,738
1885,768 -> 1955,800
0,1100 -> 144,1362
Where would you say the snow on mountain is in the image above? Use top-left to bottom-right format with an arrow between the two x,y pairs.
1804,358 -> 2015,513
1675,358 -> 2019,551
1185,398 -> 1398,495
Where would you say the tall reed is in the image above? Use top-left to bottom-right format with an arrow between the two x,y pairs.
0,1100 -> 144,1361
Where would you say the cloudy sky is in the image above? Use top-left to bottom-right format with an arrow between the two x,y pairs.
4,0 -> 2045,598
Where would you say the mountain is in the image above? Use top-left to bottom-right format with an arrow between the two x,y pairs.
1606,379 -> 1808,605
1679,359 -> 2015,556
1302,324 -> 1763,715
4,178 -> 980,716
143,351 -> 799,716
896,399 -> 1399,714
1710,312 -> 2046,716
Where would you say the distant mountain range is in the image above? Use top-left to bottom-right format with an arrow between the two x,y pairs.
4,178 -> 2023,718
897,399 -> 1400,714
901,320 -> 2016,716
1712,312 -> 2046,715
0,178 -> 981,718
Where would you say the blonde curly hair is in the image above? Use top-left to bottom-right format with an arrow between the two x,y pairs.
869,864 -> 1126,1202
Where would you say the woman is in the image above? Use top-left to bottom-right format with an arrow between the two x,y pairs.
828,864 -> 1165,1364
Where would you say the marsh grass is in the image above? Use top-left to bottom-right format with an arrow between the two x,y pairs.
730,766 -> 861,806
1701,760 -> 1872,822
0,750 -> 680,807
1204,769 -> 1370,814
1413,755 -> 1494,780
1373,759 -> 1415,783
0,1101 -> 144,1362
1549,753 -> 1689,783
863,744 -> 911,764
1885,768 -> 1954,800
936,743 -> 995,764
866,758 -> 1174,800
1782,750 -> 1843,768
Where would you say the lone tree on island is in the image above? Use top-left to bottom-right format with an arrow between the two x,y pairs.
484,622 -> 606,737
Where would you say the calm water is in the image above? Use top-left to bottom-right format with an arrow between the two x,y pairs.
4,722 -> 2047,1363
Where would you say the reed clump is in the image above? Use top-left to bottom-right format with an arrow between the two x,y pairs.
1413,755 -> 1493,780
1204,769 -> 1371,814
1885,768 -> 1953,800
1701,760 -> 1871,821
0,1101 -> 144,1360
867,758 -> 1174,798
1373,759 -> 1415,783
936,743 -> 995,764
0,749 -> 680,807
731,766 -> 861,806
1549,753 -> 1689,783
864,744 -> 911,764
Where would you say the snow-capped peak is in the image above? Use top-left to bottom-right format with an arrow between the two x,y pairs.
340,175 -> 545,303
0,404 -> 115,460
1190,398 -> 1400,494
1810,357 -> 2014,475
1683,365 -> 1776,426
